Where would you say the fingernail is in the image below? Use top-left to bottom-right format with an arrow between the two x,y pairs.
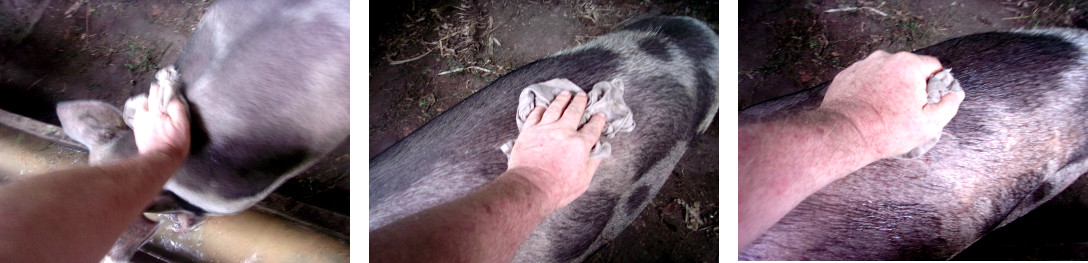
559,90 -> 571,96
576,92 -> 587,97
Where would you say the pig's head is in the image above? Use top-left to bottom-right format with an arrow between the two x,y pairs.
56,100 -> 138,165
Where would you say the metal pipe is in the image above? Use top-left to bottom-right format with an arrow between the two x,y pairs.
0,109 -> 349,262
145,211 -> 349,262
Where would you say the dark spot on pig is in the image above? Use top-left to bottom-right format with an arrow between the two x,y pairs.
626,77 -> 697,181
631,145 -> 668,182
225,148 -> 309,199
625,185 -> 650,215
183,101 -> 211,154
1030,181 -> 1054,204
505,47 -> 621,89
691,67 -> 717,138
1066,141 -> 1088,167
810,201 -> 947,260
622,17 -> 716,61
637,37 -> 671,61
176,146 -> 309,200
978,170 -> 1046,233
554,191 -> 618,262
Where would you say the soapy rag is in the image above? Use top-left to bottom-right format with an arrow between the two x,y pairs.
895,68 -> 964,159
500,78 -> 635,159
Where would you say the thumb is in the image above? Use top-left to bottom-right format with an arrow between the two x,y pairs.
148,83 -> 163,113
923,90 -> 965,126
584,157 -> 603,178
166,99 -> 190,129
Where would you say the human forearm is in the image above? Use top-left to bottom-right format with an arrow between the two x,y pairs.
0,152 -> 182,262
738,51 -> 962,250
371,91 -> 605,262
738,109 -> 880,248
370,169 -> 556,263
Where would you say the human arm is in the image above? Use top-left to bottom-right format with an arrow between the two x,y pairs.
738,51 -> 965,249
0,83 -> 190,262
370,91 -> 607,263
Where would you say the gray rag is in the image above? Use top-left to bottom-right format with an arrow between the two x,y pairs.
895,68 -> 963,159
500,78 -> 635,159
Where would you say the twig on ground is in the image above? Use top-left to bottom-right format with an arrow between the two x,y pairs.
439,66 -> 496,75
26,77 -> 45,90
388,49 -> 433,65
82,0 -> 92,40
64,0 -> 85,17
825,6 -> 888,17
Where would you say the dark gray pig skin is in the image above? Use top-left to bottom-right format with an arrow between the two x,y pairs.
741,28 -> 1088,260
370,16 -> 718,263
55,0 -> 348,261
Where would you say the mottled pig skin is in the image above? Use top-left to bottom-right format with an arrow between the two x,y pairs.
56,0 -> 348,261
370,16 -> 718,263
741,28 -> 1088,260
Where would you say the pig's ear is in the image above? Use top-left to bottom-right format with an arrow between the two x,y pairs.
56,100 -> 127,149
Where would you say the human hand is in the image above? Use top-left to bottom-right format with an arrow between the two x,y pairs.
131,82 -> 191,163
820,50 -> 964,158
506,91 -> 607,210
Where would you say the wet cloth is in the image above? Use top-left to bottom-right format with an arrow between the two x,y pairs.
896,68 -> 964,159
501,78 -> 635,159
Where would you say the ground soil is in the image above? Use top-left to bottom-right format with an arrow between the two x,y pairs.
741,0 -> 1088,260
0,0 -> 204,124
370,0 -> 719,262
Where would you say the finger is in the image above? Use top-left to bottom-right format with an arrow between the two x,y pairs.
836,50 -> 889,82
899,52 -> 943,80
523,106 -> 546,127
579,113 -> 607,142
923,91 -> 965,126
148,83 -> 162,113
867,50 -> 890,59
914,54 -> 944,75
583,157 -> 603,178
135,94 -> 150,112
540,91 -> 572,123
888,52 -> 943,102
166,99 -> 190,129
559,92 -> 589,127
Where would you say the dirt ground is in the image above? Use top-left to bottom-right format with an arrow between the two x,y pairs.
0,0 -> 203,124
741,0 -> 1088,260
1,0 -> 349,261
370,0 -> 718,262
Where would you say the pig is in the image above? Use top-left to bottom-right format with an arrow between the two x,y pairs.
740,28 -> 1088,260
369,16 -> 718,262
54,0 -> 348,261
